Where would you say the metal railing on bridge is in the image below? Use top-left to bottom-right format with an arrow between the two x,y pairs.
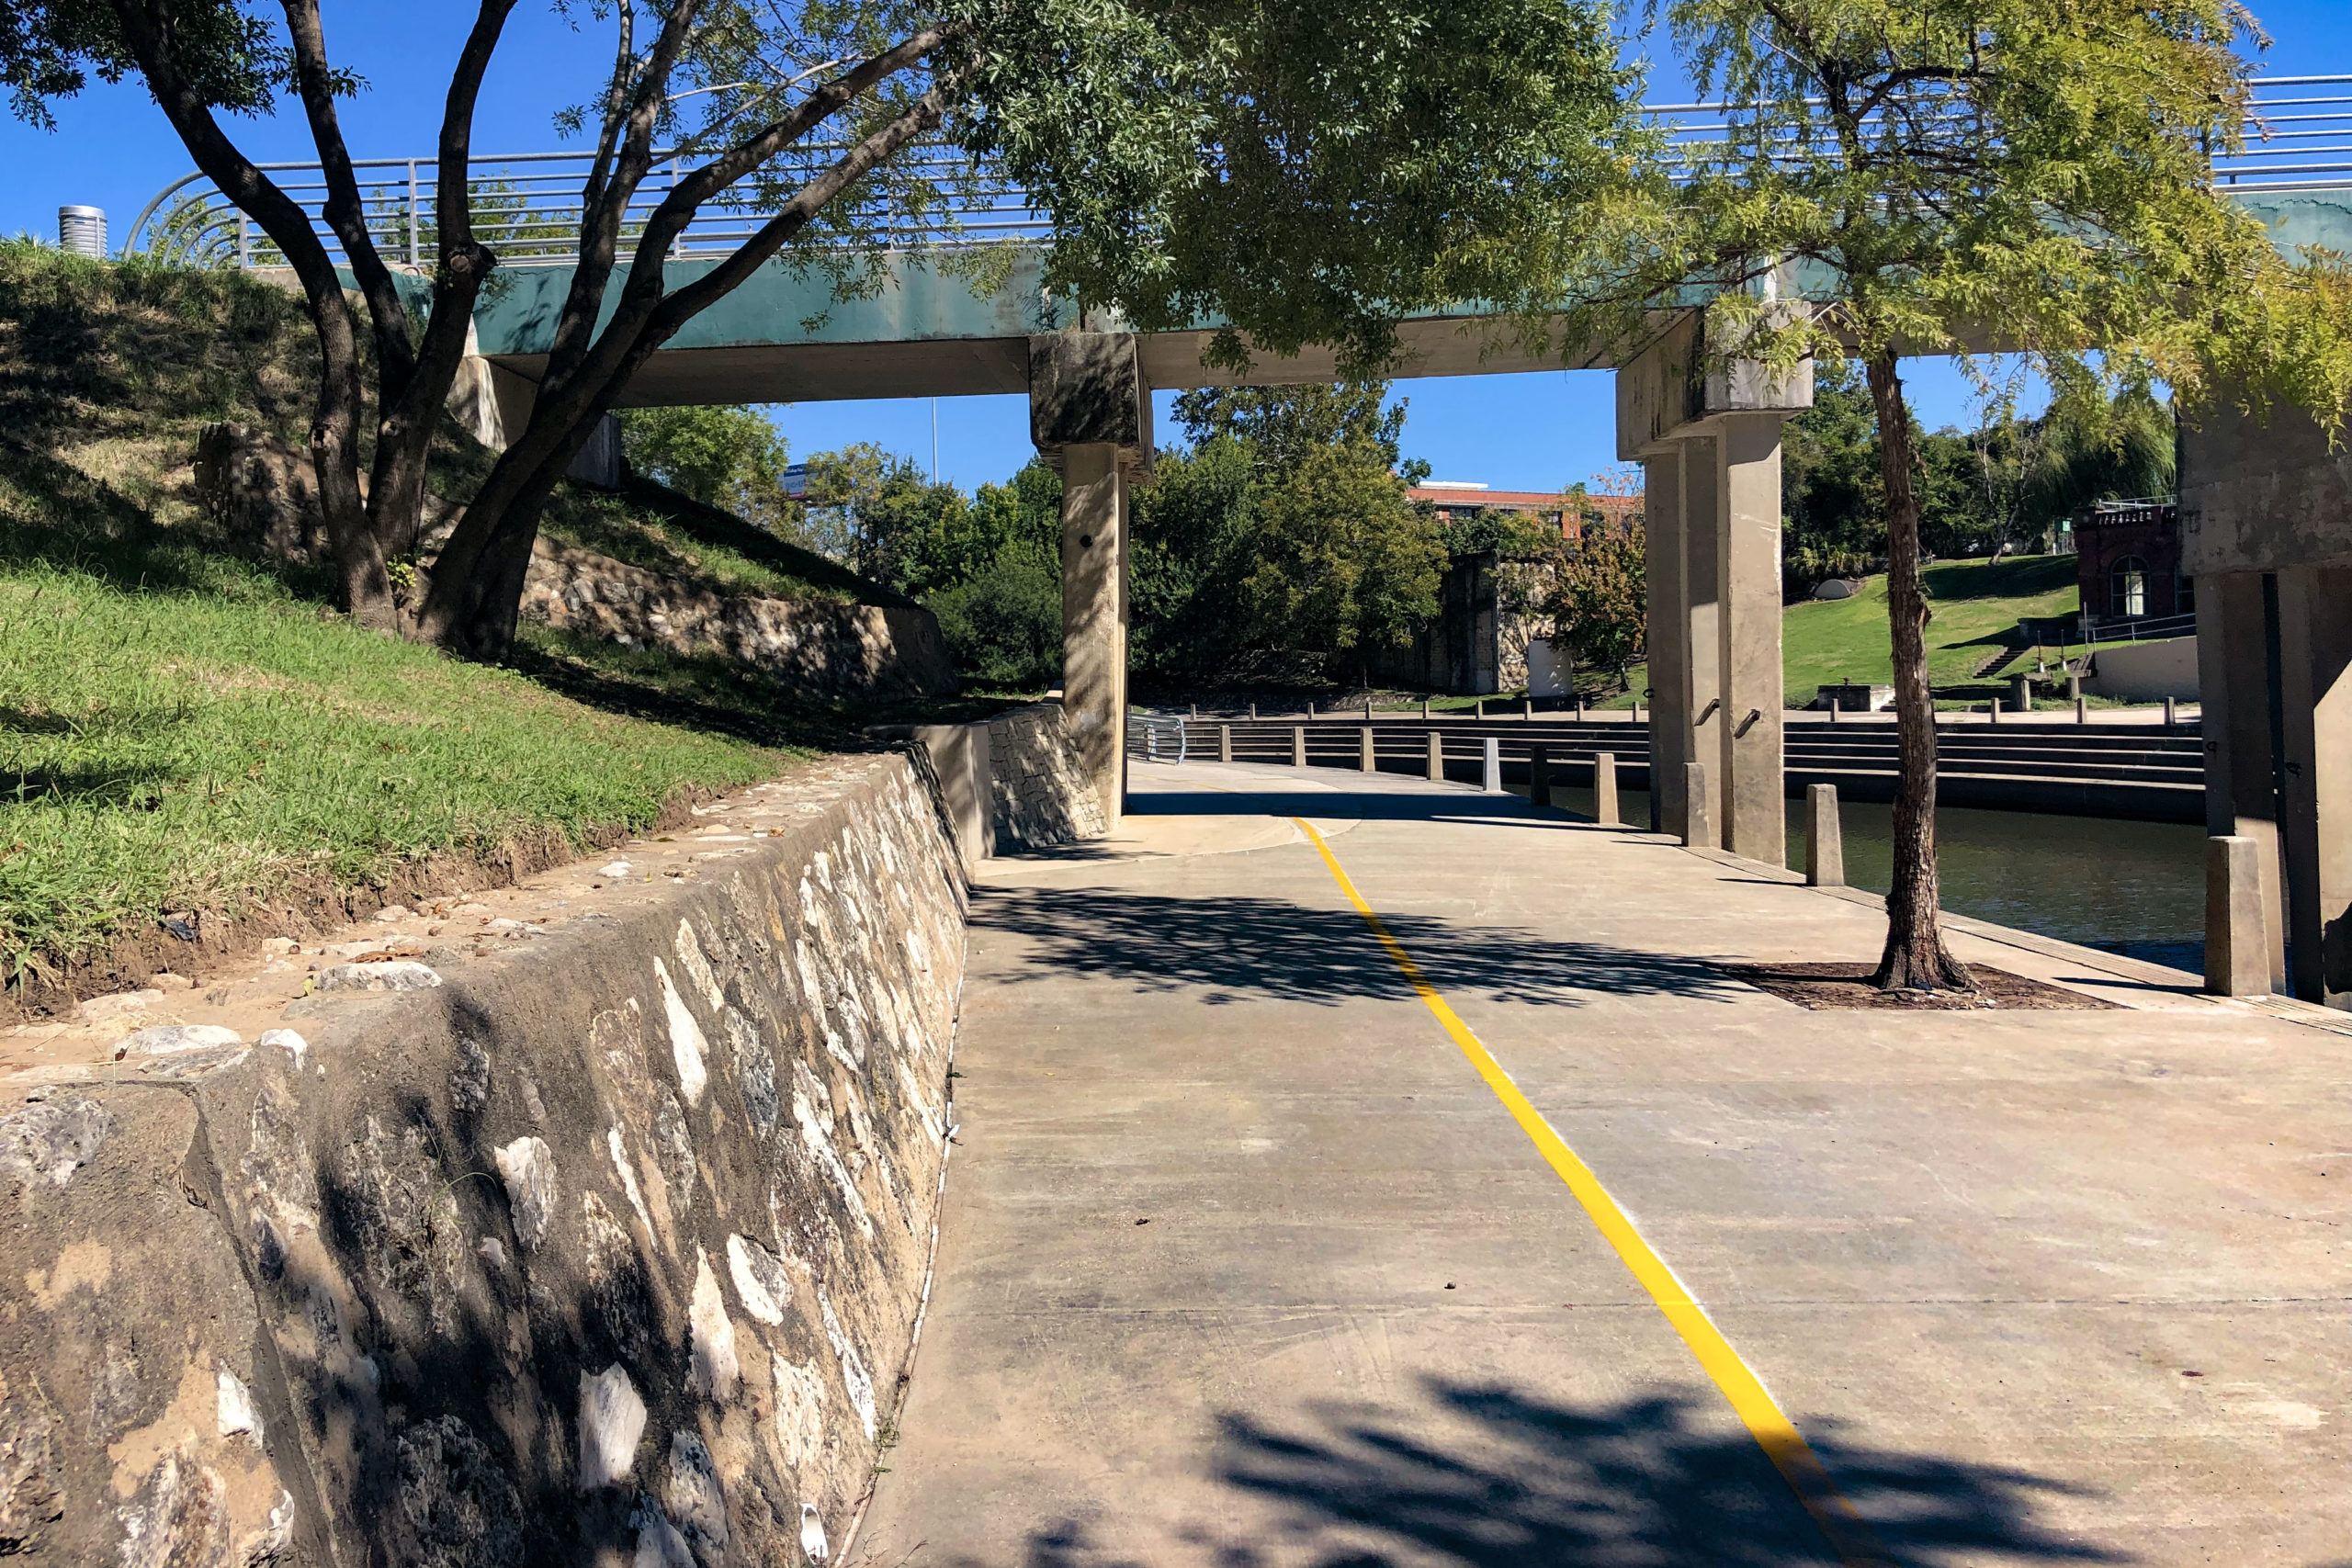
127,77 -> 2352,269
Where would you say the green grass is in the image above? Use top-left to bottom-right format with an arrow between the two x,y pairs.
0,240 -> 904,983
0,499 -> 795,981
1782,554 -> 2083,705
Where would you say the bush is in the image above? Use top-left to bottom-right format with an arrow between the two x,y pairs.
925,550 -> 1061,689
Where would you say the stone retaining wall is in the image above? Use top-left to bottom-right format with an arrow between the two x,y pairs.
193,424 -> 956,702
0,755 -> 967,1567
986,703 -> 1110,850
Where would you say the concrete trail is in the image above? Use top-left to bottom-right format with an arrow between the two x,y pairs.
851,761 -> 2347,1566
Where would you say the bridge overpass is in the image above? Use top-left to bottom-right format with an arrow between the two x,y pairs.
134,84 -> 2352,1009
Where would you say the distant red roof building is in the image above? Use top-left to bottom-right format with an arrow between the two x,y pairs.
1407,482 -> 1643,547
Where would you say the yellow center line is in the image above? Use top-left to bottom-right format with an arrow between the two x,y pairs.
1293,815 -> 1887,1568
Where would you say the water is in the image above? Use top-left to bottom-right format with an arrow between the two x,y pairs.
1542,784 -> 2207,973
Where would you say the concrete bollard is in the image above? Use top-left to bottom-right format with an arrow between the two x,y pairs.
2065,671 -> 2082,702
1805,783 -> 1844,887
1475,699 -> 1486,720
2206,834 -> 2271,997
1359,726 -> 1376,773
1593,751 -> 1619,824
2164,696 -> 2177,728
1365,699 -> 1374,722
1190,703 -> 1199,718
1988,697 -> 2002,725
1307,701 -> 1316,720
1523,698 -> 1534,719
1682,761 -> 1713,848
1575,698 -> 1586,722
1421,696 -> 1430,719
1529,744 -> 1551,807
2075,696 -> 2087,725
1291,727 -> 1306,767
2009,674 -> 2031,714
1827,699 -> 1839,725
1218,724 -> 1232,763
1481,737 -> 1501,794
1250,701 -> 1258,720
1427,731 -> 1444,782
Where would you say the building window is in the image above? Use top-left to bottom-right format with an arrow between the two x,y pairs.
2110,556 -> 2148,617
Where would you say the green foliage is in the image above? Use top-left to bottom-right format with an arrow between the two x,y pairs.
1624,0 -> 2352,427
1548,513 -> 1646,677
926,550 -> 1062,688
2,0 -> 317,130
618,404 -> 797,534
956,0 -> 1651,377
1133,384 -> 1444,680
1783,363 -> 2180,587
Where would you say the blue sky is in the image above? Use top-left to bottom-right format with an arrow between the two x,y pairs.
6,2 -> 2347,495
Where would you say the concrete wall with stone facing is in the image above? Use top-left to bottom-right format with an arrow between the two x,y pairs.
987,702 -> 1110,850
0,755 -> 965,1568
526,537 -> 955,703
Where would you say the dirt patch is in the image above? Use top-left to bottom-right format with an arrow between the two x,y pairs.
1723,961 -> 2123,1010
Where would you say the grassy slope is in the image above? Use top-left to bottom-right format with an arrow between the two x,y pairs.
1781,554 -> 2082,703
0,241 -> 921,985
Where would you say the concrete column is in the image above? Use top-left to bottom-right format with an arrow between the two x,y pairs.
1057,443 -> 1128,819
2206,835 -> 2272,997
2197,571 -> 2288,992
1681,435 -> 1724,843
1427,732 -> 1444,782
1714,414 -> 1786,866
1641,450 -> 1690,836
1031,331 -> 1149,827
2277,565 -> 2352,1007
1360,727 -> 1376,773
1804,783 -> 1843,887
1682,761 -> 1714,848
1594,752 -> 1619,825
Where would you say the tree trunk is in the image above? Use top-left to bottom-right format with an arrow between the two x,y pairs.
1863,352 -> 1975,992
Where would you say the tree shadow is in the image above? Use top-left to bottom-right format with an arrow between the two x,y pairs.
949,1381 -> 2122,1568
972,884 -> 1745,1008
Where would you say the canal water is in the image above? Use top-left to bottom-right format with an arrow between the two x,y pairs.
1540,784 -> 2208,974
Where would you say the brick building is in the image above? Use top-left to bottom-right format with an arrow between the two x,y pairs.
1408,481 -> 1642,546
2074,499 -> 2190,622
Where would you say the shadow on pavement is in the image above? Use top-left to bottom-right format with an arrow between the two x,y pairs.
937,1381 -> 2116,1568
974,886 -> 1743,1007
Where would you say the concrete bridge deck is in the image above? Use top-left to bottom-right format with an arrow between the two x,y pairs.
850,761 -> 2346,1566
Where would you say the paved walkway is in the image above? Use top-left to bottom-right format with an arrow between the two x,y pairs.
852,762 -> 2346,1567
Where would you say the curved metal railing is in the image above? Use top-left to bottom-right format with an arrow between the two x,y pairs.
123,142 -> 1046,268
127,75 -> 2352,267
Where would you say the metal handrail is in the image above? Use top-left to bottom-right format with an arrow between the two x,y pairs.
130,74 -> 2352,266
1641,74 -> 2352,191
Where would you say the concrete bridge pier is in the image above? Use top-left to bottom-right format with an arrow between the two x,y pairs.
1031,332 -> 1153,823
1619,310 -> 1811,861
2184,403 -> 2352,1008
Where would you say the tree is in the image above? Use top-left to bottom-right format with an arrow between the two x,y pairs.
18,0 -> 1643,657
617,403 -> 797,535
1549,507 -> 1646,689
1602,0 -> 2352,990
1150,384 -> 1446,681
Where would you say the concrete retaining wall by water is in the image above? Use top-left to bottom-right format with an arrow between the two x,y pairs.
0,755 -> 982,1567
2084,636 -> 2199,703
